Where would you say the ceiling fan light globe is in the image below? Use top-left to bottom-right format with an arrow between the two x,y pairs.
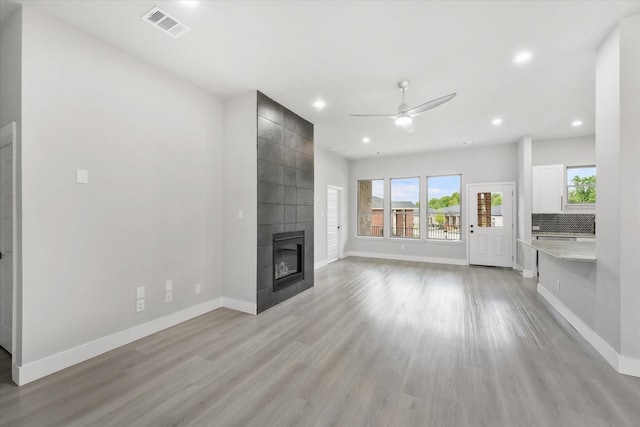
395,115 -> 413,126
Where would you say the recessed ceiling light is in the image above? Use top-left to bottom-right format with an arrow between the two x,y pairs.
512,51 -> 533,64
492,117 -> 503,125
362,137 -> 371,144
180,1 -> 199,7
463,140 -> 475,145
571,120 -> 583,127
330,147 -> 337,151
312,100 -> 326,110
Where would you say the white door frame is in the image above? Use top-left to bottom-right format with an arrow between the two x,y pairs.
327,185 -> 343,261
0,122 -> 17,364
465,181 -> 517,269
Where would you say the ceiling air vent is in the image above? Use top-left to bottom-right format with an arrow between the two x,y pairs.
142,7 -> 190,39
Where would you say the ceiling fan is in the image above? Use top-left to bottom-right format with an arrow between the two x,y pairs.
350,80 -> 456,133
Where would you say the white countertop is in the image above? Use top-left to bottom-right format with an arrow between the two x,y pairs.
519,239 -> 596,262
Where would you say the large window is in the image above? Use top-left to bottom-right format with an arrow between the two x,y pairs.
567,166 -> 596,204
427,175 -> 461,240
390,177 -> 420,238
357,179 -> 384,237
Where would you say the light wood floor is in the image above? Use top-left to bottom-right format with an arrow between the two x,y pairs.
2,257 -> 640,426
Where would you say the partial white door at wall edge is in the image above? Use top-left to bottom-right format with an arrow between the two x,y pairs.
327,186 -> 341,263
0,123 -> 14,354
468,182 -> 514,268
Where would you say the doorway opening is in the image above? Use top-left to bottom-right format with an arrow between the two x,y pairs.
0,122 -> 16,362
327,185 -> 342,263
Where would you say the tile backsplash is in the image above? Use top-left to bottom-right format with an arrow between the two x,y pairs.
532,213 -> 596,235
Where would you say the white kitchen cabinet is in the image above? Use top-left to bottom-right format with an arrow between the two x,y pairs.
532,164 -> 564,213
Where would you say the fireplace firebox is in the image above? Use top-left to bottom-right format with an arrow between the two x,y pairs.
273,231 -> 304,291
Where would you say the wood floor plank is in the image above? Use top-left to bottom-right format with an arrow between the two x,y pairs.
1,257 -> 640,426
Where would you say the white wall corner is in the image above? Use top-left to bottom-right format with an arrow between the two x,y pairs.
12,298 -> 223,386
521,269 -> 535,278
618,355 -> 640,377
222,297 -> 257,315
314,260 -> 329,270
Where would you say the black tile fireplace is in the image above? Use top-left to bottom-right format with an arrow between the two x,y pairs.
273,231 -> 304,291
256,91 -> 314,313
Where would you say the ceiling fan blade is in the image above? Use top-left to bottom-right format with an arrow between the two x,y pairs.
406,93 -> 457,116
403,122 -> 414,133
349,114 -> 398,118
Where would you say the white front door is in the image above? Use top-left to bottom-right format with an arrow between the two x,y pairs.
327,186 -> 341,263
0,123 -> 14,354
468,183 -> 514,268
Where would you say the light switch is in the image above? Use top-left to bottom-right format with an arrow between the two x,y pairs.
165,280 -> 173,292
136,286 -> 145,300
76,169 -> 89,184
237,209 -> 244,220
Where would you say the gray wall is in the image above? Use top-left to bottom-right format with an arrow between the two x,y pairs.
223,92 -> 257,310
0,6 -> 21,129
19,7 -> 224,364
349,144 -> 517,262
595,22 -> 622,353
539,253 -> 598,327
256,92 -> 314,313
617,15 -> 640,361
532,136 -> 595,166
314,147 -> 350,267
516,136 -> 534,276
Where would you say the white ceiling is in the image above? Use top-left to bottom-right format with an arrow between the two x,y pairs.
4,0 -> 640,158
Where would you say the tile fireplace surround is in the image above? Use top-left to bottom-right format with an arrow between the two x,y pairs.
256,92 -> 314,313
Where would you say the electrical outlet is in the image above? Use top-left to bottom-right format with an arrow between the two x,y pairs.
165,280 -> 173,292
136,286 -> 145,300
165,291 -> 173,303
195,283 -> 201,294
556,279 -> 560,290
136,299 -> 145,312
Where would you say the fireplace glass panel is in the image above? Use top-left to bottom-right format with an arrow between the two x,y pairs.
272,231 -> 304,291
274,242 -> 300,280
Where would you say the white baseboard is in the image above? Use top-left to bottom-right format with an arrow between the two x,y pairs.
537,284 -> 640,377
619,355 -> 640,377
346,251 -> 467,266
13,298 -> 223,386
314,260 -> 328,270
521,269 -> 535,278
222,297 -> 256,315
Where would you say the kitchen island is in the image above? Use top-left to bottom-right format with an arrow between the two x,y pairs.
519,238 -> 599,356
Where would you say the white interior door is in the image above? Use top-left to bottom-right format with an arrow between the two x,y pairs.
468,183 -> 514,268
0,124 -> 14,354
327,186 -> 341,263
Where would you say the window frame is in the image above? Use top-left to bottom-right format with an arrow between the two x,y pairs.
566,165 -> 596,206
426,174 -> 462,242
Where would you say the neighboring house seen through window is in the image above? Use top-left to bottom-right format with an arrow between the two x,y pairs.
390,177 -> 420,239
427,175 -> 462,240
357,179 -> 384,237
